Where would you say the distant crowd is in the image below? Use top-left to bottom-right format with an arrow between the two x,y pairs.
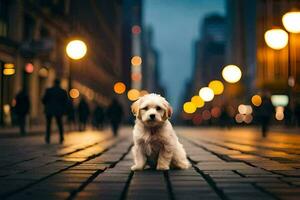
13,79 -> 123,143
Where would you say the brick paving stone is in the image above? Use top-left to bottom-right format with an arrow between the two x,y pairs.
1,127 -> 300,199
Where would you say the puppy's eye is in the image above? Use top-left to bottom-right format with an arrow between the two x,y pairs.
142,106 -> 148,110
156,106 -> 162,111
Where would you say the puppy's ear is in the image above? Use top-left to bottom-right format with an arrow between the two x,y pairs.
162,100 -> 173,119
167,105 -> 173,118
131,98 -> 141,117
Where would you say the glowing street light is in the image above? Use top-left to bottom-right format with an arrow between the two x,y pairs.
282,11 -> 300,33
183,102 -> 196,114
208,80 -> 224,95
114,82 -> 126,94
191,95 -> 204,108
264,28 -> 288,50
199,87 -> 214,102
66,40 -> 87,60
69,88 -> 80,99
251,95 -> 262,107
222,65 -> 242,83
131,56 -> 142,66
127,89 -> 140,101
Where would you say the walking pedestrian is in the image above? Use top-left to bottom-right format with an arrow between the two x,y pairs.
295,102 -> 300,127
106,98 -> 123,136
92,104 -> 105,130
258,94 -> 274,137
78,98 -> 90,131
42,79 -> 69,144
14,88 -> 30,136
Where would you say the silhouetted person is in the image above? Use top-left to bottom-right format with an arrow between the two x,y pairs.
295,102 -> 300,127
92,104 -> 105,129
284,103 -> 293,127
220,106 -> 231,128
258,95 -> 274,137
42,79 -> 68,144
107,99 -> 123,136
67,99 -> 76,131
14,89 -> 30,136
78,98 -> 90,131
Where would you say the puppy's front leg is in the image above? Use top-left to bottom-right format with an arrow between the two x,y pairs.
131,144 -> 146,171
157,145 -> 173,170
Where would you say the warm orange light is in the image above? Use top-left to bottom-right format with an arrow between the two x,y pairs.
183,102 -> 196,114
114,82 -> 126,94
69,88 -> 80,99
3,68 -> 15,75
251,95 -> 262,107
264,29 -> 288,50
191,96 -> 204,108
39,68 -> 49,78
282,11 -> 300,33
4,63 -> 14,69
25,63 -> 34,73
66,40 -> 87,60
127,89 -> 140,101
208,80 -> 224,95
131,56 -> 142,66
131,72 -> 142,81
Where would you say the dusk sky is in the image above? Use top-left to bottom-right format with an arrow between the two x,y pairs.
144,0 -> 225,111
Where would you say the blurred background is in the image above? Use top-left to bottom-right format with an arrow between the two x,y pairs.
0,0 -> 300,131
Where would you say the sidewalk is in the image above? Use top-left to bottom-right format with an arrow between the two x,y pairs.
1,127 -> 300,199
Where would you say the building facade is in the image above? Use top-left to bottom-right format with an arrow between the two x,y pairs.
0,0 -> 125,126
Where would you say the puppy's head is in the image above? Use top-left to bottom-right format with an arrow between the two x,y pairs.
131,93 -> 173,127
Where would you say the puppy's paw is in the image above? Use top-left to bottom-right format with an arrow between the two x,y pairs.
131,165 -> 144,171
156,165 -> 170,171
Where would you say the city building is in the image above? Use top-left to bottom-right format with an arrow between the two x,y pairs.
0,0 -> 125,126
256,0 -> 300,101
142,27 -> 165,95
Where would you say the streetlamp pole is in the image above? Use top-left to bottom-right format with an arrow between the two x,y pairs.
65,39 -> 87,92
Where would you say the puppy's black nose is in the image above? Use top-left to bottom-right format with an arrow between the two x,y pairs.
150,114 -> 155,120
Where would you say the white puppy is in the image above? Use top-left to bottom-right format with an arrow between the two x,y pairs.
131,93 -> 190,171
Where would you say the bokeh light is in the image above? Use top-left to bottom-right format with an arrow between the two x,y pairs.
39,68 -> 49,78
25,63 -> 34,73
208,80 -> 224,95
211,107 -> 221,118
66,40 -> 87,60
282,11 -> 300,33
275,106 -> 284,121
183,102 -> 196,114
191,95 -> 204,108
69,88 -> 80,99
264,28 -> 288,50
235,114 -> 244,123
251,95 -> 262,107
131,72 -> 142,81
222,65 -> 242,83
244,114 -> 253,124
199,87 -> 214,102
271,95 -> 289,107
238,104 -> 252,115
132,25 -> 141,34
114,82 -> 126,94
127,89 -> 140,101
3,68 -> 15,76
202,110 -> 211,120
192,114 -> 202,125
131,56 -> 142,66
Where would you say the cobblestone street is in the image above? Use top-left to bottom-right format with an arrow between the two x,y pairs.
1,127 -> 300,200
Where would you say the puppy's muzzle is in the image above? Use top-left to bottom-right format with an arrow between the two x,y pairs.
149,114 -> 156,120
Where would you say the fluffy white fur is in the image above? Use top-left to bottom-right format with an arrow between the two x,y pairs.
131,93 -> 190,171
